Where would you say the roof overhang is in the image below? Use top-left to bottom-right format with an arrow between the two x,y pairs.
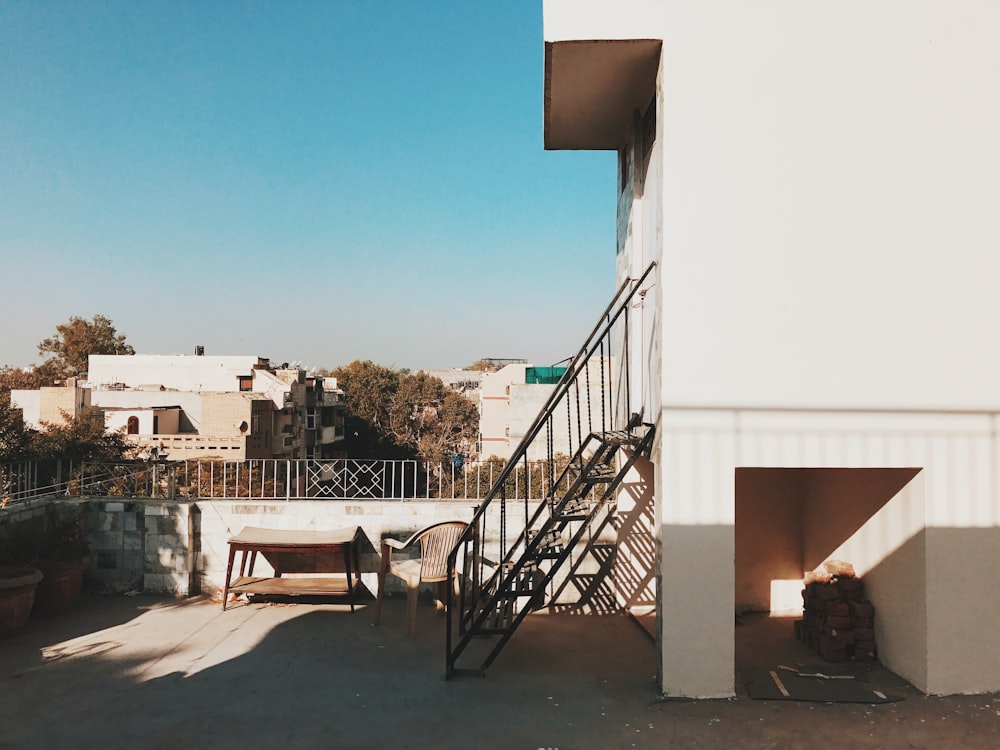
544,39 -> 662,151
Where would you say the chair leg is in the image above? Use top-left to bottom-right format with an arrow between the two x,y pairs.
406,580 -> 419,636
433,581 -> 447,612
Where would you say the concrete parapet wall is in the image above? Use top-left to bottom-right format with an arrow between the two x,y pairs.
81,498 -> 531,600
5,497 -> 630,610
87,499 -> 158,594
194,499 -> 488,597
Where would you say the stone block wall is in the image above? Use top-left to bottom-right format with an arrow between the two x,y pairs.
143,503 -> 197,595
88,500 -> 144,594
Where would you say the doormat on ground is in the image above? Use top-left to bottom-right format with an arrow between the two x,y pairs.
744,664 -> 903,704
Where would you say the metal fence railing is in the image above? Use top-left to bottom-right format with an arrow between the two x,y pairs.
1,457 -> 571,505
1,459 -> 80,507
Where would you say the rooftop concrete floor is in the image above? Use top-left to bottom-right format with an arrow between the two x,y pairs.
2,593 -> 999,749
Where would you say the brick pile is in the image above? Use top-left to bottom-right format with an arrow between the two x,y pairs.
798,564 -> 877,663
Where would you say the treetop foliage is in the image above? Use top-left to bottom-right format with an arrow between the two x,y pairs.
0,403 -> 127,464
0,400 -> 32,460
0,314 -> 133,463
0,360 -> 63,400
30,407 -> 128,463
331,360 -> 401,433
331,360 -> 479,463
38,314 -> 135,376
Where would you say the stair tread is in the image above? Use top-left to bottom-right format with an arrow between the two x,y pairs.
596,430 -> 639,446
502,561 -> 539,572
530,529 -> 562,542
530,552 -> 561,560
569,465 -> 616,484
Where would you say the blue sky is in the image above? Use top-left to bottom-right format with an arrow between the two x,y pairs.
0,1 -> 616,372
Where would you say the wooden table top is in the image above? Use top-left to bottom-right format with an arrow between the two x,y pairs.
228,526 -> 360,547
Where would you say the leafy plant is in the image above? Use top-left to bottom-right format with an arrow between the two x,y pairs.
0,522 -> 41,567
37,510 -> 90,563
331,360 -> 479,463
0,508 -> 90,566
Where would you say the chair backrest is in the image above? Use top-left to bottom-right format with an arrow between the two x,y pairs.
418,521 -> 469,583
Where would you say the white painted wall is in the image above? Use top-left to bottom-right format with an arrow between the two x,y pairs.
508,384 -> 557,460
88,355 -> 262,393
654,2 -> 1000,412
545,0 -> 655,42
661,406 -> 1000,695
479,364 -> 528,459
92,390 -> 203,430
10,390 -> 41,429
104,409 -> 155,434
820,470 -> 930,691
11,384 -> 90,430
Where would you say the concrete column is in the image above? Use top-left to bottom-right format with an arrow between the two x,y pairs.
658,410 -> 736,698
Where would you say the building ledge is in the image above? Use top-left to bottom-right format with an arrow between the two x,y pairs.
544,39 -> 661,150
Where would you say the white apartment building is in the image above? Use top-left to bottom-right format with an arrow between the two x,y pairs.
477,363 -> 530,459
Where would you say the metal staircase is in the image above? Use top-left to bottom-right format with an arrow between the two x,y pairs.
445,262 -> 656,678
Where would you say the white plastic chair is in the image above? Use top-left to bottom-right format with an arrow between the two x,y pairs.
373,521 -> 468,635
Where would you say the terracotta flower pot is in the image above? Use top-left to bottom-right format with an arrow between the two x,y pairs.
32,557 -> 91,617
0,566 -> 43,636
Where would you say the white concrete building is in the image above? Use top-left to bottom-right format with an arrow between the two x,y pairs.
544,0 -> 1000,697
14,355 -> 347,461
10,379 -> 91,430
506,361 -> 609,461
478,364 -> 530,459
479,363 -> 590,460
419,369 -> 484,402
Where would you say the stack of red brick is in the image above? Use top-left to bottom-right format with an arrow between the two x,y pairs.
799,570 -> 877,663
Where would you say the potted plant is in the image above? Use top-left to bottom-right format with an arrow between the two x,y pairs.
0,566 -> 43,635
0,525 -> 44,635
30,509 -> 91,617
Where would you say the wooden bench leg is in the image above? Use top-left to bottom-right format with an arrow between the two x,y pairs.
222,545 -> 238,611
343,545 -> 355,613
374,543 -> 390,625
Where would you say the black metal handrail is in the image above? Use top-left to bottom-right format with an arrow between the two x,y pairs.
445,261 -> 656,672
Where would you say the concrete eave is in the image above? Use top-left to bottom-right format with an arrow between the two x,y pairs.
544,38 -> 661,151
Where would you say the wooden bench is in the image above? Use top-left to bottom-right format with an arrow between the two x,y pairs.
222,526 -> 364,611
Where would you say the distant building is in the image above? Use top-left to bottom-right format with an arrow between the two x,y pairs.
419,369 -> 484,403
479,363 -> 586,460
477,363 -> 528,459
12,354 -> 346,461
10,377 -> 91,430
